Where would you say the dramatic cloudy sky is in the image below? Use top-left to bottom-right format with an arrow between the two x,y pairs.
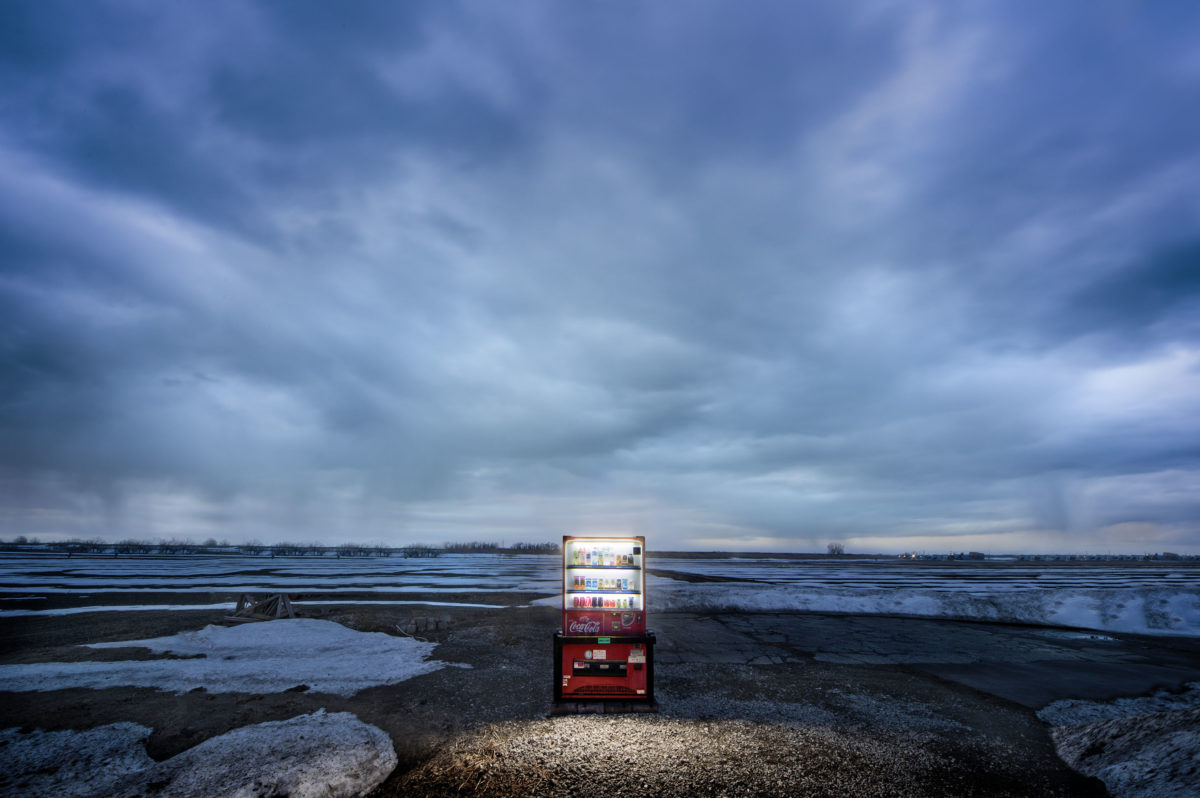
2,2 -> 1199,552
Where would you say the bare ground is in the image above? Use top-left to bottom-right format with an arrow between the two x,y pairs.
6,602 -> 1191,796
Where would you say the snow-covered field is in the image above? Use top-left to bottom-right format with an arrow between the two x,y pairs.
0,552 -> 559,595
0,618 -> 462,696
648,559 -> 1200,637
2,553 -> 1198,636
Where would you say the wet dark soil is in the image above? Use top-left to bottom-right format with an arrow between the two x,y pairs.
2,603 -> 1179,796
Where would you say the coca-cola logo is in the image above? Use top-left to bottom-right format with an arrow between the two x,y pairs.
568,618 -> 601,634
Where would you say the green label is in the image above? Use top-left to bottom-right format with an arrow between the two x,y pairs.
598,637 -> 611,644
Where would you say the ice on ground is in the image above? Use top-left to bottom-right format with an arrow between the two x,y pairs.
0,618 -> 457,696
0,599 -> 506,617
1037,682 -> 1200,727
1038,684 -> 1200,798
0,603 -> 236,617
0,722 -> 154,797
0,711 -> 396,798
647,577 -> 1200,637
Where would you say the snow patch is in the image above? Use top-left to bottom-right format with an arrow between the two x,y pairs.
1038,684 -> 1200,798
0,722 -> 153,798
1037,682 -> 1200,727
0,711 -> 396,798
647,578 -> 1200,637
0,618 -> 452,696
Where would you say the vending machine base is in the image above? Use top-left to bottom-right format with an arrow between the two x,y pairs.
553,632 -> 656,712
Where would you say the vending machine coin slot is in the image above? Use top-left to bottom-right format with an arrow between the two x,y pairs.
572,659 -> 628,677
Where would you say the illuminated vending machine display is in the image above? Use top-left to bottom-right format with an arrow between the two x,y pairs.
555,535 -> 655,707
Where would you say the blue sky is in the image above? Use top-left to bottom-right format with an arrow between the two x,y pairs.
2,1 -> 1199,552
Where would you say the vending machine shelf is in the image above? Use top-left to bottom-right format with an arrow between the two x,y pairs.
562,535 -> 647,637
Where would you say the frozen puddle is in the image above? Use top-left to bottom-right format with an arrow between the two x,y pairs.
0,618 -> 463,696
0,710 -> 396,798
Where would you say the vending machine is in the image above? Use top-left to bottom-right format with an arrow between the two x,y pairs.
554,535 -> 656,707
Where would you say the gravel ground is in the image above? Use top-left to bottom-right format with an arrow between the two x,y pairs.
384,644 -> 1107,797
390,714 -> 1093,798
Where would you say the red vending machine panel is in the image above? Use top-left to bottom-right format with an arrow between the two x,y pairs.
554,635 -> 655,702
562,536 -> 645,635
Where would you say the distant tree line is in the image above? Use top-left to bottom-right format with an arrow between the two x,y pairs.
0,536 -> 560,557
440,540 -> 560,554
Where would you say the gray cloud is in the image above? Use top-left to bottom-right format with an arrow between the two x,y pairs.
2,1 -> 1199,551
